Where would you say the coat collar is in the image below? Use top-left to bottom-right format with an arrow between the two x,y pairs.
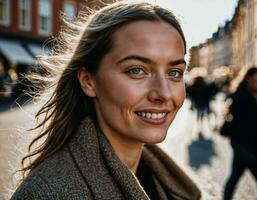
142,146 -> 201,200
68,117 -> 148,200
68,117 -> 201,200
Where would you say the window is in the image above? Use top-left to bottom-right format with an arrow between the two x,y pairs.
38,0 -> 51,36
0,0 -> 10,26
64,2 -> 75,20
19,0 -> 31,31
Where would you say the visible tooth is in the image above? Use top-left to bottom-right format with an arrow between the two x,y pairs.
139,112 -> 167,119
157,113 -> 163,119
152,113 -> 157,119
146,113 -> 151,119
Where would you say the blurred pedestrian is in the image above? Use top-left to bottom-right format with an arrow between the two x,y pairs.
220,67 -> 257,200
187,76 -> 219,136
11,2 -> 201,199
187,76 -> 210,120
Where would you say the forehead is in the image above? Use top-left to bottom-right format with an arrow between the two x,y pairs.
111,20 -> 185,57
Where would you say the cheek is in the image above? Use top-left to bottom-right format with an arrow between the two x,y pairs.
96,77 -> 145,109
173,83 -> 186,108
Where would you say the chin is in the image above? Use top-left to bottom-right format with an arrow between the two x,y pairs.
142,132 -> 167,144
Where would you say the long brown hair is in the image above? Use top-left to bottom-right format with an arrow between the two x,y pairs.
20,1 -> 187,179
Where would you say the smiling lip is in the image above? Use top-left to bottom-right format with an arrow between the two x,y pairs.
135,109 -> 170,125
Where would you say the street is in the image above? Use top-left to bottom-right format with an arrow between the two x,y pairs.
0,96 -> 256,200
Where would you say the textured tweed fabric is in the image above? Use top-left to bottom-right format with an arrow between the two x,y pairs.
11,117 -> 201,200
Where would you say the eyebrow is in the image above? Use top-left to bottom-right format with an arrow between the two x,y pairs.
116,55 -> 186,66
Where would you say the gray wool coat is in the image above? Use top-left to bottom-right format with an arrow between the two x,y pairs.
11,117 -> 201,200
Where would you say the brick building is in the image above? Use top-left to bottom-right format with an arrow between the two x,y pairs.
0,0 -> 116,97
189,0 -> 257,74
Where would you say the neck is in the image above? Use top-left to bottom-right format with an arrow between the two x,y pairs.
104,132 -> 143,173
113,141 -> 143,173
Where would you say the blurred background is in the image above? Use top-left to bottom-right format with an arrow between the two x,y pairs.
0,0 -> 257,199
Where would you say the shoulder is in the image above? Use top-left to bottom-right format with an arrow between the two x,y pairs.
230,87 -> 249,101
10,174 -> 54,200
11,146 -> 92,199
229,88 -> 254,111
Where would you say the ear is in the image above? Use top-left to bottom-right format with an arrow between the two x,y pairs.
77,67 -> 96,97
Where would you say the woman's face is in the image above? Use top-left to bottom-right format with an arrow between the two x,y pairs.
84,20 -> 186,146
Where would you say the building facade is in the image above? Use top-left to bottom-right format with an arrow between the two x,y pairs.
189,0 -> 257,74
212,23 -> 233,70
0,0 -> 116,97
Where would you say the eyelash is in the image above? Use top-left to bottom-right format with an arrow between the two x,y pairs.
125,67 -> 145,76
168,70 -> 183,78
125,67 -> 184,79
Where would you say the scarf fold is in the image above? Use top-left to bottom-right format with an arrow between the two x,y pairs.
68,117 -> 201,200
142,146 -> 201,200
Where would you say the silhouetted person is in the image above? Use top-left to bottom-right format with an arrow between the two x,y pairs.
187,76 -> 220,135
187,76 -> 215,119
221,67 -> 257,200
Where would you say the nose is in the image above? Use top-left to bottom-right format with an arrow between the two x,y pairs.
147,76 -> 172,103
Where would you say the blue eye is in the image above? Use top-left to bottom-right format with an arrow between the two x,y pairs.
168,71 -> 182,78
127,67 -> 144,75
